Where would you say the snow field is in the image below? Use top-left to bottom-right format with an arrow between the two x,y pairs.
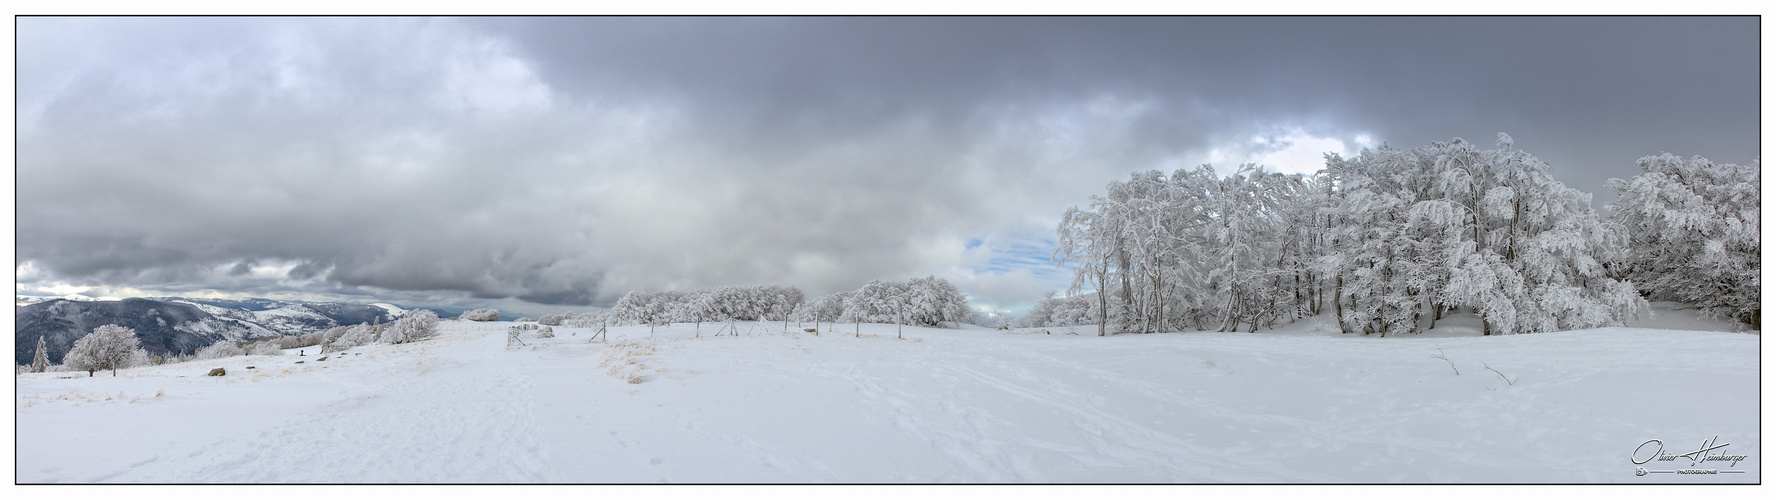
15,317 -> 1759,483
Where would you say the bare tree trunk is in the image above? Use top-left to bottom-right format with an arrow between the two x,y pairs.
1153,262 -> 1168,333
1118,246 -> 1134,333
1097,260 -> 1109,337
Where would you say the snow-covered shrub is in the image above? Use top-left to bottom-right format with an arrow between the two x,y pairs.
317,325 -> 351,346
276,331 -> 327,349
195,341 -> 246,360
128,349 -> 153,368
460,308 -> 501,322
538,326 -> 554,338
323,323 -> 378,352
1609,154 -> 1760,328
381,309 -> 440,344
538,313 -> 570,326
63,324 -> 147,377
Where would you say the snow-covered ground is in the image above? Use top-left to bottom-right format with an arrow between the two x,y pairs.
15,310 -> 1758,483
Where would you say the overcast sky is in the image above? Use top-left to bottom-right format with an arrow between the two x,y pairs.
13,16 -> 1760,317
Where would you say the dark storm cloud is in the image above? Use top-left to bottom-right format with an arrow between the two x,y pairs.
15,17 -> 1758,312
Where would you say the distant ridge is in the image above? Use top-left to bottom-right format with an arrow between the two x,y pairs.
11,297 -> 448,365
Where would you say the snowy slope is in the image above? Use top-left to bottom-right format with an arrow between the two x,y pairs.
15,319 -> 1757,483
248,304 -> 340,334
370,303 -> 407,317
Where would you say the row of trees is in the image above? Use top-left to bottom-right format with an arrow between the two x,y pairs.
600,277 -> 971,338
1051,134 -> 1752,336
610,284 -> 806,332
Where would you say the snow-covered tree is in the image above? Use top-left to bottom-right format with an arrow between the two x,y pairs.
833,277 -> 967,337
460,308 -> 501,322
1608,153 -> 1760,327
538,313 -> 571,326
674,291 -> 722,333
612,290 -> 684,333
31,336 -> 50,373
807,292 -> 850,333
381,309 -> 440,344
63,324 -> 145,377
905,276 -> 969,328
563,312 -> 610,328
1053,133 -> 1642,336
1326,134 -> 1643,335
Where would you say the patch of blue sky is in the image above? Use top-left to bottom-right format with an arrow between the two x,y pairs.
965,235 -> 1079,286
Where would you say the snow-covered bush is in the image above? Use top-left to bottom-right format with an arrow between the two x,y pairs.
323,323 -> 378,352
1609,154 -> 1760,328
538,326 -> 554,338
460,308 -> 501,322
127,349 -> 152,368
515,317 -> 535,322
275,331 -> 328,349
538,313 -> 570,326
381,309 -> 440,344
63,324 -> 147,377
195,341 -> 246,360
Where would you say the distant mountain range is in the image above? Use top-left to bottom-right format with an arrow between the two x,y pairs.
13,297 -> 472,366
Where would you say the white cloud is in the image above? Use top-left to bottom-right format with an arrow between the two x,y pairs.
1204,127 -> 1373,177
